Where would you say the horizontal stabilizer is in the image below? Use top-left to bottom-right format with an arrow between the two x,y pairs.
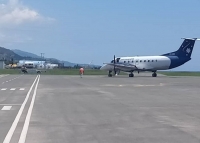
181,38 -> 200,41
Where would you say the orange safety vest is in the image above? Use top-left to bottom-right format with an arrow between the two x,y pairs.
79,68 -> 84,74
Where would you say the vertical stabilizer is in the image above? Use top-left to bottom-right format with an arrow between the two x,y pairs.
163,38 -> 199,58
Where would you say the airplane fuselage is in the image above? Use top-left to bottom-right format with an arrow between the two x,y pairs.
101,56 -> 190,72
101,38 -> 198,77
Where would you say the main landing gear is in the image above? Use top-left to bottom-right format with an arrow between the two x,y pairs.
152,72 -> 157,77
108,71 -> 112,77
129,72 -> 134,77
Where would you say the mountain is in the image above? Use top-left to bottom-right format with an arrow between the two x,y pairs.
11,49 -> 76,66
62,61 -> 76,67
0,47 -> 23,61
12,49 -> 41,59
11,49 -> 100,68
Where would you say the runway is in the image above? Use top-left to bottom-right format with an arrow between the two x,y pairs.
1,74 -> 200,143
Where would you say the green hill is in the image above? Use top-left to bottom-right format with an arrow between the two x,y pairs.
0,47 -> 23,61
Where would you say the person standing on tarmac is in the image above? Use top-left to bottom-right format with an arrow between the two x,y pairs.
79,67 -> 84,78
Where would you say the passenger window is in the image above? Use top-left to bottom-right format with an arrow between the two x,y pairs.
148,60 -> 150,62
152,60 -> 154,62
140,60 -> 142,62
144,60 -> 146,62
124,61 -> 126,63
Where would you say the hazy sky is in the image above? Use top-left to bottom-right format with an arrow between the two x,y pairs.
0,0 -> 200,70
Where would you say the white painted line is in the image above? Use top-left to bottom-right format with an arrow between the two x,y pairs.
19,88 -> 25,91
18,75 -> 40,143
0,104 -> 21,106
0,74 -> 9,79
1,106 -> 12,111
3,75 -> 39,143
1,75 -> 23,85
1,88 -> 7,91
10,88 -> 16,91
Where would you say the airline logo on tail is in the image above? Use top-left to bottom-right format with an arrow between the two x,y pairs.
186,48 -> 191,54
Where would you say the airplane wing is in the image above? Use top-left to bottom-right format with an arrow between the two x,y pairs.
104,63 -> 137,71
103,63 -> 155,71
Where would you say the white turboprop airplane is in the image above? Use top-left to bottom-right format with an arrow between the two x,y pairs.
100,38 -> 199,77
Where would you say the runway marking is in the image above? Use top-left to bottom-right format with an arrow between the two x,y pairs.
1,106 -> 12,111
102,83 -> 165,87
0,88 -> 26,91
1,75 -> 23,84
0,74 -> 9,79
3,75 -> 39,143
19,75 -> 40,143
0,104 -> 21,106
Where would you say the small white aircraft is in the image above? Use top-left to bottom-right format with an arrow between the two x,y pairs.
100,38 -> 199,77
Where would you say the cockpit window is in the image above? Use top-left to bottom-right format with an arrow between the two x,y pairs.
116,58 -> 120,63
111,60 -> 114,63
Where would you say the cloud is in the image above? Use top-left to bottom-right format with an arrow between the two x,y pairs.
0,0 -> 55,47
0,0 -> 54,26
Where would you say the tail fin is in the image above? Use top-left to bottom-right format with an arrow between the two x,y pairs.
163,38 -> 199,58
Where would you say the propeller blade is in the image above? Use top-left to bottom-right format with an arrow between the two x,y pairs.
113,55 -> 116,72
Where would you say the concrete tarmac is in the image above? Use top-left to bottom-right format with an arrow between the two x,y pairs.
1,74 -> 200,143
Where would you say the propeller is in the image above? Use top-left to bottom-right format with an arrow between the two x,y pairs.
113,55 -> 117,75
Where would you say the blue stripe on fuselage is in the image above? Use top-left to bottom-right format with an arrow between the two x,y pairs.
165,56 -> 191,69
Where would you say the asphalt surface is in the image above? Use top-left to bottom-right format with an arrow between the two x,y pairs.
1,73 -> 200,143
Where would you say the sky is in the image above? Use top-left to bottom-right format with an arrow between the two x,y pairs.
0,0 -> 200,70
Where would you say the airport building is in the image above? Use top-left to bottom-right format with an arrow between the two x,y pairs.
0,60 -> 5,69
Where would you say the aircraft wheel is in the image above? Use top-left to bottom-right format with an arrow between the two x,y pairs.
108,74 -> 112,77
152,73 -> 157,77
129,73 -> 134,77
